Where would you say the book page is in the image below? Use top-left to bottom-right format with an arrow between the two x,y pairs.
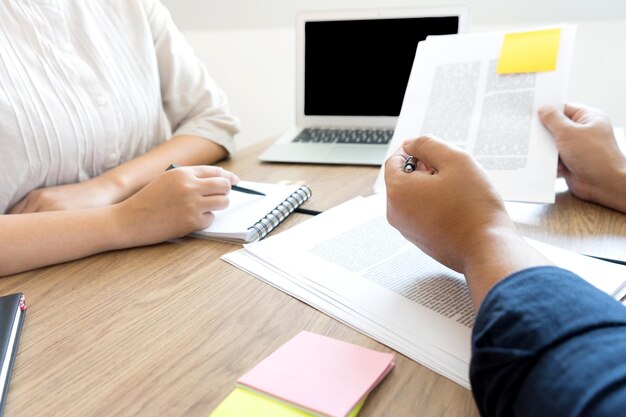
244,195 -> 474,386
234,194 -> 626,387
375,26 -> 576,203
310,216 -> 475,328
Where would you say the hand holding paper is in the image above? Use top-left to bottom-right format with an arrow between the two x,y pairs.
376,25 -> 577,203
538,103 -> 626,213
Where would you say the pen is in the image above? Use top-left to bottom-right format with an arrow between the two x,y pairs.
294,207 -> 322,216
231,184 -> 266,196
166,163 -> 266,196
403,156 -> 416,173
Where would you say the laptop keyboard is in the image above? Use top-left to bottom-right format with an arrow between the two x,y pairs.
293,128 -> 394,145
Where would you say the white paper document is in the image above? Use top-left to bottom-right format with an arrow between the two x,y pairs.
375,26 -> 576,203
223,194 -> 626,388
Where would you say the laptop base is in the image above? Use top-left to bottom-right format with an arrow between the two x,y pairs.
259,143 -> 388,166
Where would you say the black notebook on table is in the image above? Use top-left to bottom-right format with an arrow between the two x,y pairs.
0,293 -> 26,417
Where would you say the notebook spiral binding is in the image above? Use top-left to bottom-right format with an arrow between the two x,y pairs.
248,186 -> 312,242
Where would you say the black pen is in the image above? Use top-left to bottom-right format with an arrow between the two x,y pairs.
294,207 -> 322,216
166,164 -> 266,196
231,184 -> 266,196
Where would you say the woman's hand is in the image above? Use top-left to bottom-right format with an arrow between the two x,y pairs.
8,135 -> 232,215
0,165 -> 239,276
8,175 -> 126,214
113,166 -> 239,246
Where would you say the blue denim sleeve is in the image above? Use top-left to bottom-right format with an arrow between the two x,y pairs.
470,266 -> 626,417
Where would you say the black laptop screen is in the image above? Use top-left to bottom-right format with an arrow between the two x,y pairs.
304,16 -> 459,117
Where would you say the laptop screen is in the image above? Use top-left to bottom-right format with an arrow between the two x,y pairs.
304,16 -> 459,117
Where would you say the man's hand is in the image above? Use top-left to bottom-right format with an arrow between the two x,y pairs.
385,135 -> 513,273
385,136 -> 549,308
539,103 -> 626,213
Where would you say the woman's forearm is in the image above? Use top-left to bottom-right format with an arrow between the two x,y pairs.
1,163 -> 238,276
98,135 -> 229,203
0,206 -> 127,276
1,137 -> 231,275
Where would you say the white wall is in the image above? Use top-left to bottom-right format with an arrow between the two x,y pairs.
164,1 -> 626,148
163,0 -> 626,30
184,19 -> 626,150
184,29 -> 295,150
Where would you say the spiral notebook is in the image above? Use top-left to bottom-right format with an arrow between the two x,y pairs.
190,181 -> 312,244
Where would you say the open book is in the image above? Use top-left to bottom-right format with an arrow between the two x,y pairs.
375,26 -> 577,203
223,195 -> 626,388
191,181 -> 311,244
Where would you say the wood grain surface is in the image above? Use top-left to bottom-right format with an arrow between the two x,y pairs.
2,140 -> 625,417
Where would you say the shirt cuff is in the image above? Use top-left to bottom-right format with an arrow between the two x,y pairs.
172,125 -> 237,156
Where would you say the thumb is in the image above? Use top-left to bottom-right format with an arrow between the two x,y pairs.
538,106 -> 577,136
402,135 -> 463,171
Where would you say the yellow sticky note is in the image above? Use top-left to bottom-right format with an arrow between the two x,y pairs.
497,28 -> 561,74
210,387 -> 366,417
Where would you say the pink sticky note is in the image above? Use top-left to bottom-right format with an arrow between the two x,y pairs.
238,331 -> 395,417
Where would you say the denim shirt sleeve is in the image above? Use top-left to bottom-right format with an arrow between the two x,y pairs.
470,266 -> 626,417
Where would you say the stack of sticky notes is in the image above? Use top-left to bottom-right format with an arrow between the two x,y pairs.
210,331 -> 395,417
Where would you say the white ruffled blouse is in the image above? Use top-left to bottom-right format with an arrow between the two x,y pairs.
0,0 -> 239,213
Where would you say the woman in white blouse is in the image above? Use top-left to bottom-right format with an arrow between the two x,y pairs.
0,0 -> 240,275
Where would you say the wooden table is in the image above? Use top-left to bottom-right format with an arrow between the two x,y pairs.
2,140 -> 626,417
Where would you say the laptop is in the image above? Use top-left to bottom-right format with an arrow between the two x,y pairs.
259,7 -> 469,165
